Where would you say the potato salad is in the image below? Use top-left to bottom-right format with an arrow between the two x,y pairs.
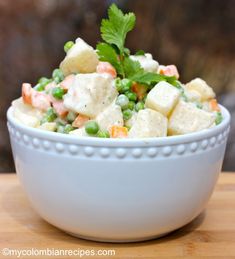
12,4 -> 223,138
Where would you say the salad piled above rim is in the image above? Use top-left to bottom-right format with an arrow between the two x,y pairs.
12,4 -> 223,138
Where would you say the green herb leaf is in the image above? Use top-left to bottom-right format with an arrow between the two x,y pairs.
124,47 -> 131,56
135,50 -> 145,56
100,3 -> 136,54
123,57 -> 172,86
122,56 -> 143,78
96,42 -> 124,76
131,72 -> 168,85
98,4 -> 179,87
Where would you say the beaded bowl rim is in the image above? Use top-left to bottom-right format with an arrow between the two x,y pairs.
7,105 -> 230,147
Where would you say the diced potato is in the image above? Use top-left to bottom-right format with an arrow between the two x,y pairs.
96,102 -> 123,131
69,127 -> 88,137
182,85 -> 201,102
168,101 -> 215,135
12,98 -> 43,127
38,122 -> 57,132
145,81 -> 180,116
185,78 -> 215,101
129,109 -> 168,138
130,53 -> 159,73
13,109 -> 40,128
63,73 -> 118,118
201,101 -> 211,112
60,38 -> 99,76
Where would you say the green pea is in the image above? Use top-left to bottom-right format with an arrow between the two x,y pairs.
55,118 -> 67,126
115,78 -> 133,93
85,121 -> 99,135
128,101 -> 135,110
40,79 -> 52,87
57,124 -> 65,133
215,112 -> 223,125
196,103 -> 203,109
121,79 -> 132,92
52,68 -> 64,83
181,93 -> 188,102
142,95 -> 147,102
135,101 -> 145,112
36,77 -> 52,91
38,77 -> 50,84
46,107 -> 57,119
41,108 -> 57,124
172,80 -> 183,90
123,109 -> 133,120
34,84 -> 45,92
52,87 -> 65,100
53,77 -> 60,84
64,41 -> 74,53
64,124 -> 74,134
66,111 -> 77,123
115,78 -> 122,92
97,130 -> 110,138
125,91 -> 137,101
121,84 -> 132,93
116,94 -> 129,109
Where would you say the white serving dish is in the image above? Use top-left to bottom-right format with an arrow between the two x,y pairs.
7,105 -> 230,242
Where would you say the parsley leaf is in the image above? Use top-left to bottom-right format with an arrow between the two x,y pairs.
100,4 -> 136,54
131,72 -> 168,85
122,56 -> 143,78
124,47 -> 131,56
123,56 -> 174,86
135,50 -> 145,56
96,43 -> 124,76
97,4 -> 179,88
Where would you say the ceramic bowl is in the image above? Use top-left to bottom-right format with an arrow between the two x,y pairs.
7,105 -> 230,242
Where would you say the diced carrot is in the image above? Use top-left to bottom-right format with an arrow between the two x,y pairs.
72,114 -> 90,128
131,83 -> 147,100
31,91 -> 51,111
22,83 -> 33,105
52,101 -> 68,117
158,65 -> 179,79
110,126 -> 128,138
60,74 -> 75,90
96,62 -> 117,78
210,99 -> 220,112
22,82 -> 52,111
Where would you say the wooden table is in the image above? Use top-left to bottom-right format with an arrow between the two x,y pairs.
0,173 -> 235,258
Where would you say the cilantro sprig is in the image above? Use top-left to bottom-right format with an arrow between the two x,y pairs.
96,4 -> 178,87
96,42 -> 124,76
100,4 -> 136,55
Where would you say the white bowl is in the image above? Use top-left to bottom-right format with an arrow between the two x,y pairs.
7,105 -> 230,242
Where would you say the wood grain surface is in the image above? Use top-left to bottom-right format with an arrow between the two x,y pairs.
0,173 -> 235,259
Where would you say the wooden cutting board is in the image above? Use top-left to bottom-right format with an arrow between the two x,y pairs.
0,173 -> 235,258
